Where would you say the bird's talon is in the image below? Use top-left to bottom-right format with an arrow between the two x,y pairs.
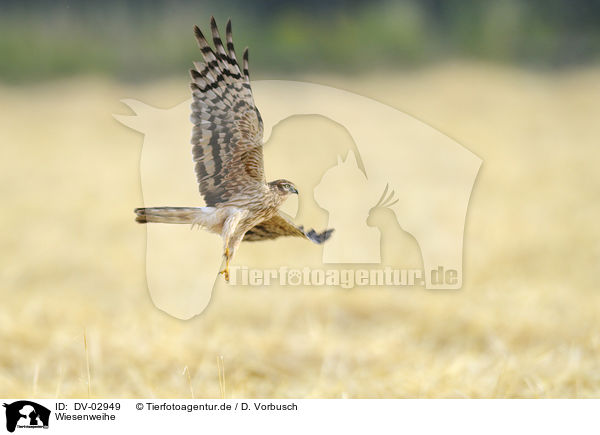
219,268 -> 230,282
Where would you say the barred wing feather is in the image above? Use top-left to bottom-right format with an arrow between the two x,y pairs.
190,17 -> 264,207
243,212 -> 334,244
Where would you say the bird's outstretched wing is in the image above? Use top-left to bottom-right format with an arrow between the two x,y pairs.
191,17 -> 264,207
243,212 -> 334,244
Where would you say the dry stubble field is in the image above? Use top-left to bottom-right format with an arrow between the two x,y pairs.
1,63 -> 599,397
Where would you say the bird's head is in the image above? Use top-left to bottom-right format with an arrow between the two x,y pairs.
269,179 -> 298,198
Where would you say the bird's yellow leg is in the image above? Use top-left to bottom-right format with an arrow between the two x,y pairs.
219,247 -> 231,282
219,211 -> 247,283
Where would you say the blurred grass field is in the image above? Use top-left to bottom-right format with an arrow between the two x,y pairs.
1,63 -> 599,398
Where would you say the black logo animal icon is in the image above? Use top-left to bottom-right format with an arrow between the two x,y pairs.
3,401 -> 50,433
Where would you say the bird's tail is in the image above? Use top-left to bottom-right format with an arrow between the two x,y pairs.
135,207 -> 207,224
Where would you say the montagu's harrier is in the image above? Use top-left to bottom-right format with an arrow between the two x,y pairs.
135,18 -> 334,281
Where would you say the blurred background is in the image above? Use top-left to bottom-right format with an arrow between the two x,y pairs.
1,0 -> 599,397
2,0 -> 600,82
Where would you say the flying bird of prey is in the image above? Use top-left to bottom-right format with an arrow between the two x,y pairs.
135,17 -> 333,281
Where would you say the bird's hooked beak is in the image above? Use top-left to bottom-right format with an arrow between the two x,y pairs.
290,185 -> 298,195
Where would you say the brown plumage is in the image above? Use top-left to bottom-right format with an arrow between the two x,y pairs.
134,18 -> 333,281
